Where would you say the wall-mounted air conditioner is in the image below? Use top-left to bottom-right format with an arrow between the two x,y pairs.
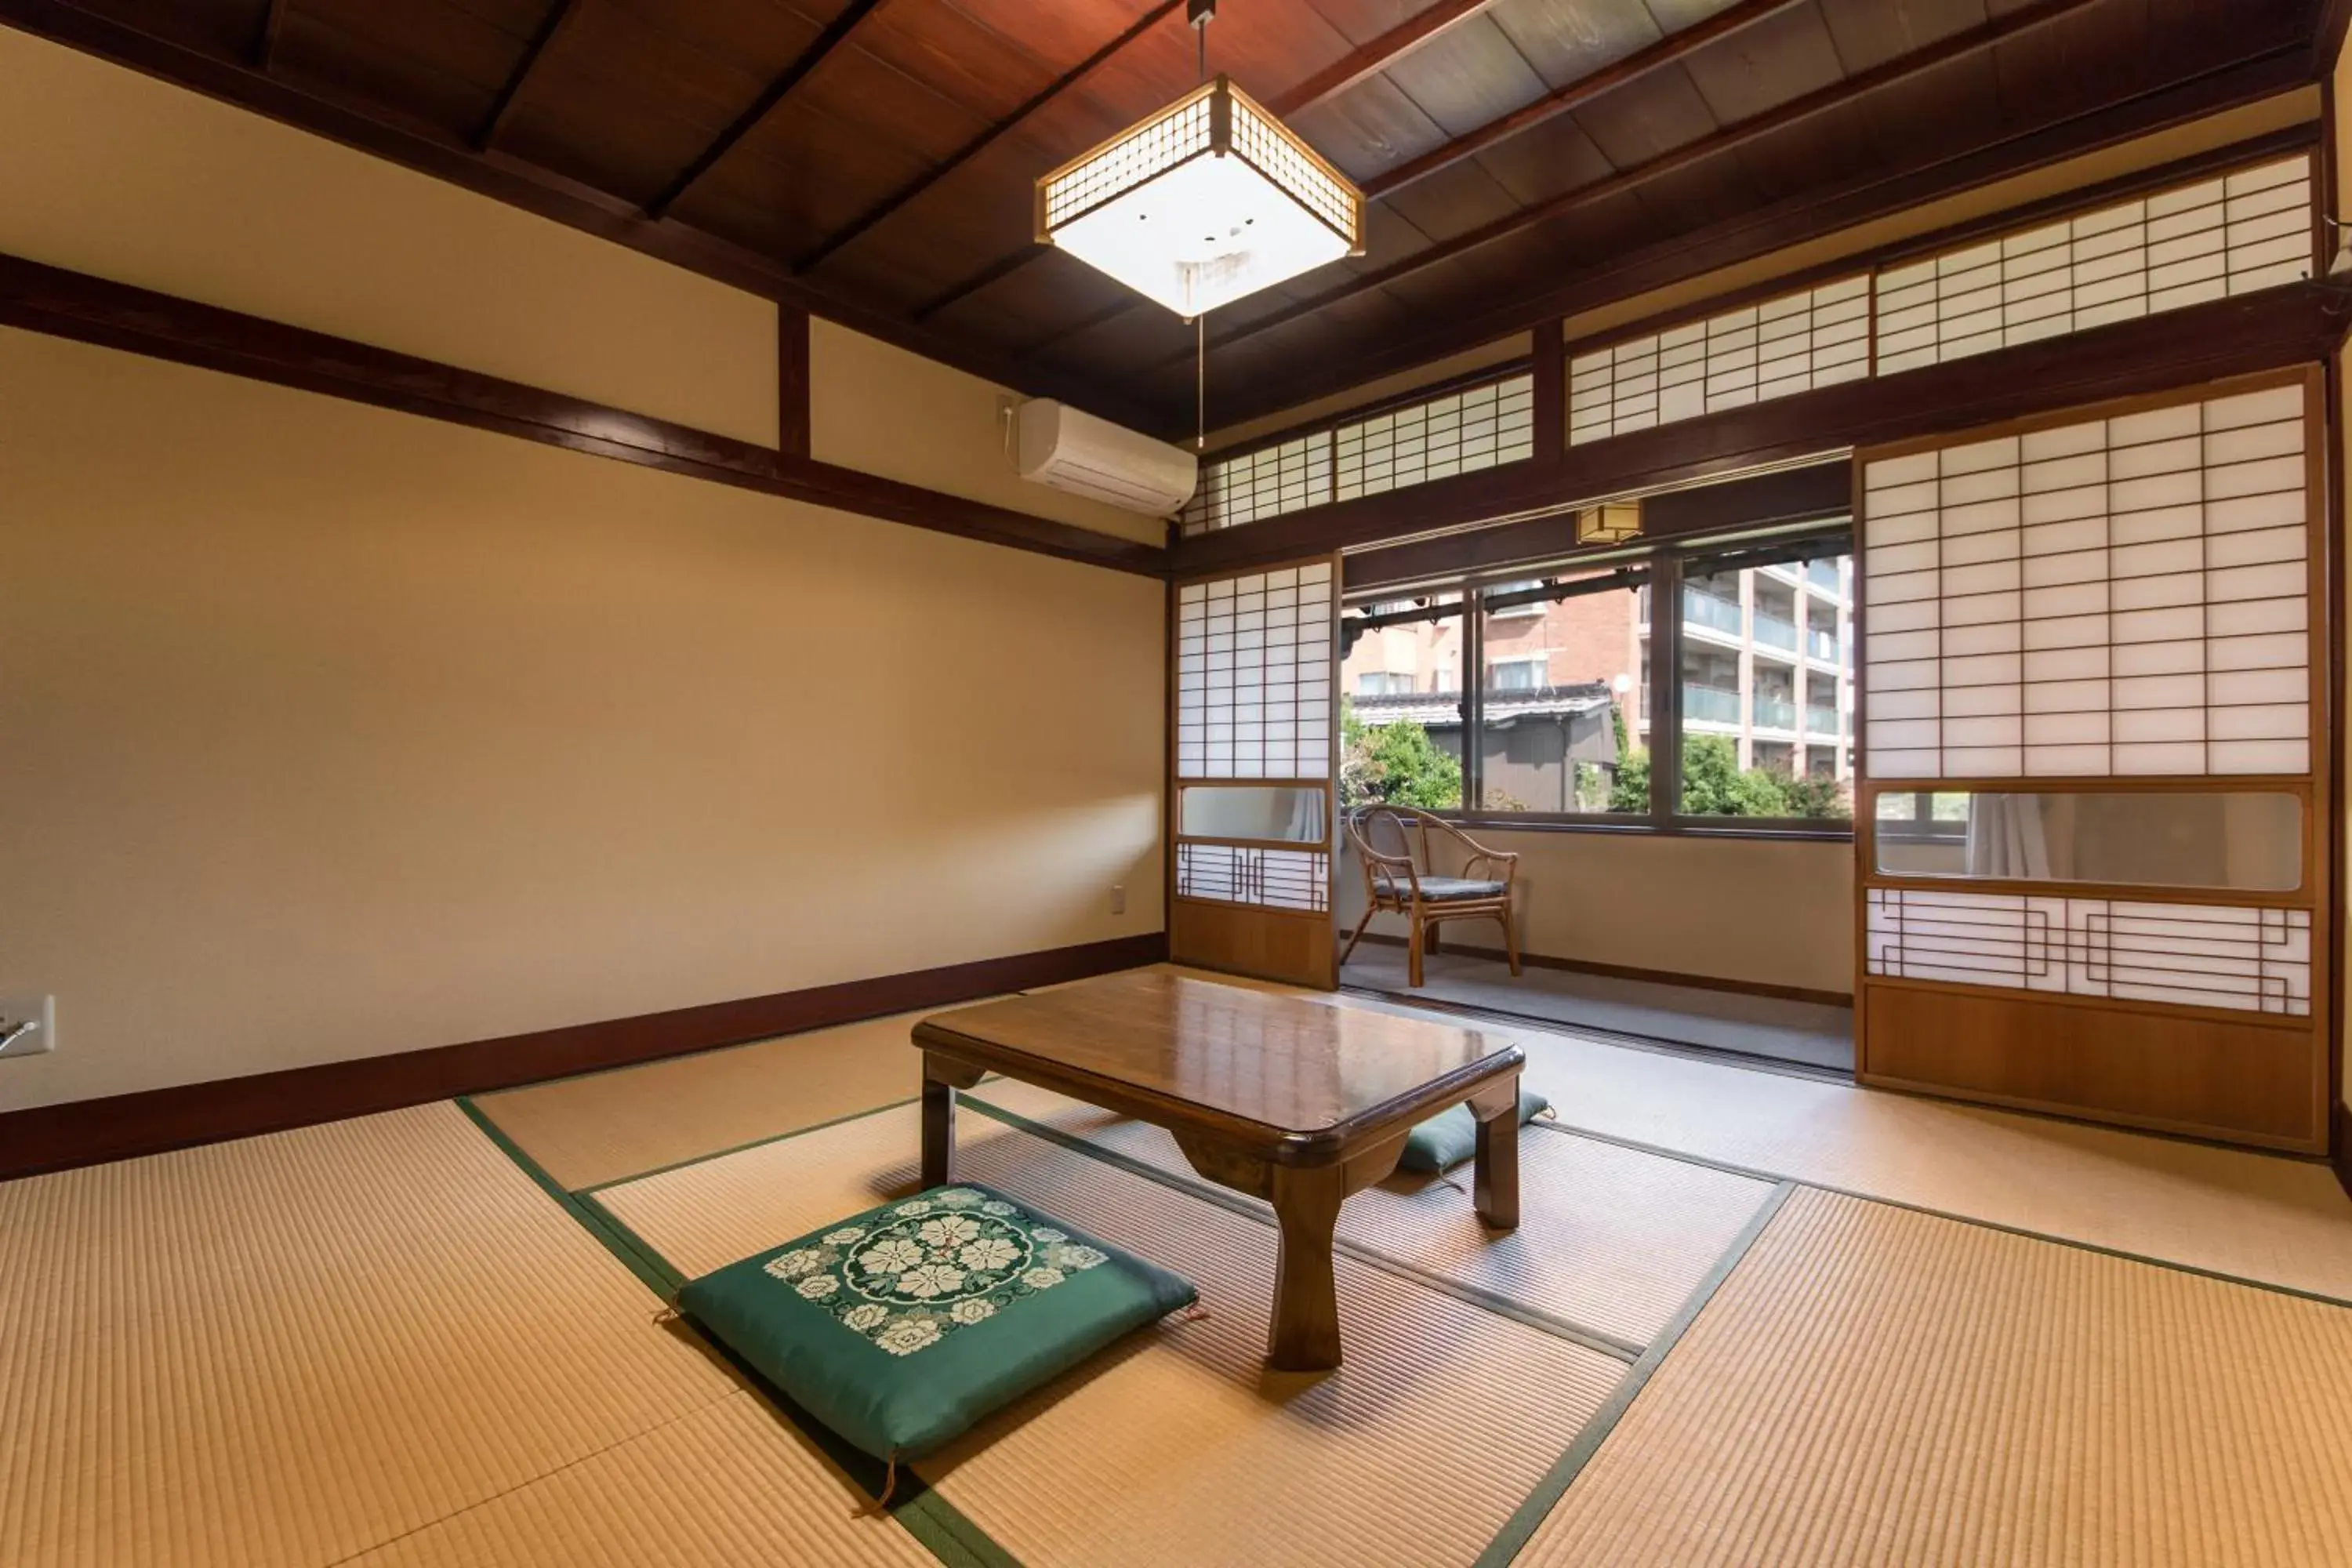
1012,399 -> 1199,517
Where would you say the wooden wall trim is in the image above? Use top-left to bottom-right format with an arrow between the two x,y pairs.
1171,281 -> 2339,575
0,251 -> 1166,576
0,0 -> 1162,433
0,932 -> 1170,1181
2334,1101 -> 2352,1202
779,305 -> 811,461
1343,462 -> 1850,590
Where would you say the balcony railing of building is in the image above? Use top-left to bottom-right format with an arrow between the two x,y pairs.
1806,705 -> 1841,734
1686,684 -> 1741,724
1753,612 -> 1801,653
1683,587 -> 1743,638
1754,696 -> 1797,731
1806,626 -> 1839,661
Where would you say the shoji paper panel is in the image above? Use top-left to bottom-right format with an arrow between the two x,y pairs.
1861,382 -> 2310,779
1334,375 -> 1533,503
1568,275 -> 1869,445
1180,432 -> 1330,533
1866,888 -> 2310,1015
1175,564 -> 1335,780
1179,377 -> 1531,533
1875,155 -> 2312,373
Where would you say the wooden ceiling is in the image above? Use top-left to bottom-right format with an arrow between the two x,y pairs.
8,0 -> 2328,437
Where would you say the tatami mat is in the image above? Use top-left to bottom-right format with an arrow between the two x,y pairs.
968,1077 -> 1774,1350
0,1102 -> 746,1567
1521,1186 -> 2352,1567
472,1007 -> 961,1191
599,1102 -> 1628,1568
345,1392 -> 933,1568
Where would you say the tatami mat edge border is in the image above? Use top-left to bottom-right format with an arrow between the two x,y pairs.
456,1097 -> 678,1298
456,1097 -> 1025,1568
1470,1181 -> 1798,1568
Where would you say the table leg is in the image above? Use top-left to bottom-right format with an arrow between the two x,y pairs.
920,1052 -> 982,1189
1470,1076 -> 1521,1231
1266,1165 -> 1345,1372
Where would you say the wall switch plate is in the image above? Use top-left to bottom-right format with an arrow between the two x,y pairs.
0,993 -> 55,1058
1110,884 -> 1127,915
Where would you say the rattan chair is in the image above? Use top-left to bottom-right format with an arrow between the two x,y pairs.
1340,804 -> 1521,988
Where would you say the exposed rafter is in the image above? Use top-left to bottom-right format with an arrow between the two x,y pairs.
1264,0 -> 1503,118
797,1 -> 1189,273
644,0 -> 891,221
1154,0 -> 2108,374
473,0 -> 579,151
906,0 -> 1528,321
249,0 -> 285,70
1360,0 -> 1799,200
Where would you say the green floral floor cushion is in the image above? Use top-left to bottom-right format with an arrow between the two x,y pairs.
1396,1087 -> 1552,1175
677,1183 -> 1196,1470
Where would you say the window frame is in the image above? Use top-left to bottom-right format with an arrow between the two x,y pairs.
1339,522 -> 1857,840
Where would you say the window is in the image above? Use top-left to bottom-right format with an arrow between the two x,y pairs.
1341,524 -> 1849,832
1339,593 -> 1465,810
1484,579 -> 1548,619
1676,539 -> 1854,822
1474,571 -> 1649,815
1487,656 -> 1546,690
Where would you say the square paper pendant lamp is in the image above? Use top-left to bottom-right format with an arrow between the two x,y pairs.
1036,76 -> 1365,319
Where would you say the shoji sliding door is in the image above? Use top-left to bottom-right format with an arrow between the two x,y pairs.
1855,369 -> 2331,1152
1168,557 -> 1341,988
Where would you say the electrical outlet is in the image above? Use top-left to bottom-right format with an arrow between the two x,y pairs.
1110,884 -> 1127,915
0,993 -> 54,1058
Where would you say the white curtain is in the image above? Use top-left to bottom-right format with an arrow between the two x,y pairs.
1965,794 -> 2051,880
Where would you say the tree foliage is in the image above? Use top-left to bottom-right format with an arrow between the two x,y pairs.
1340,703 -> 1463,809
1604,733 -> 1850,818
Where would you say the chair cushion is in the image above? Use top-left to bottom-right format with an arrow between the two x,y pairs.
1396,1088 -> 1552,1174
1413,876 -> 1509,902
677,1183 -> 1196,1463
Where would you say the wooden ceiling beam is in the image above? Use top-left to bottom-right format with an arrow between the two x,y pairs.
644,0 -> 890,221
798,1 -> 1188,273
249,0 -> 285,70
1265,0 -> 1506,118
473,0 -> 578,151
1360,0 -> 1800,201
1157,0 -> 2109,375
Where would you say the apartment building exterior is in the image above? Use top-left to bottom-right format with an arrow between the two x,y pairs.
1341,555 -> 1854,810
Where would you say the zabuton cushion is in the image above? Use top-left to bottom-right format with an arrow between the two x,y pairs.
676,1183 -> 1196,1464
1396,1087 -> 1552,1174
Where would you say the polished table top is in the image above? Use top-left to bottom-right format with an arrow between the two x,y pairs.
913,969 -> 1523,1160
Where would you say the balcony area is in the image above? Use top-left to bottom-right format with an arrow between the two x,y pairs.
1682,586 -> 1744,642
1752,612 -> 1801,657
1806,705 -> 1841,735
1686,684 -> 1741,726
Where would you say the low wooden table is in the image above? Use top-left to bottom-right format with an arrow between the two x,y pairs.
911,968 -> 1523,1371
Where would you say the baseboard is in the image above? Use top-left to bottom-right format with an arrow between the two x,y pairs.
1355,931 -> 1851,1009
2335,1102 -> 2352,1204
0,931 -> 1167,1181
